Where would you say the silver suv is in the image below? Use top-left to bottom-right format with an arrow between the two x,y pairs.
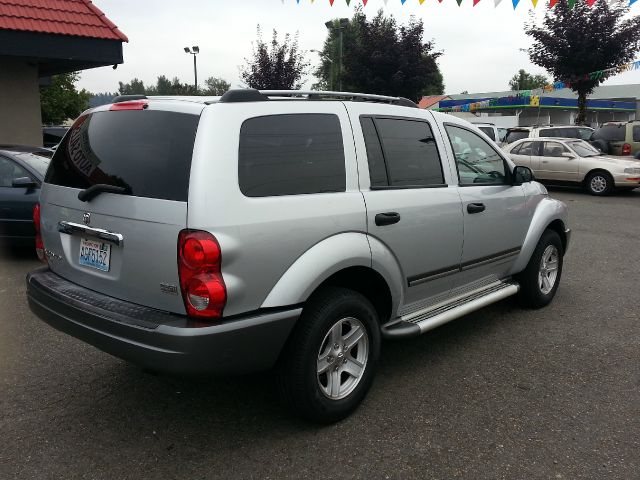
27,90 -> 571,423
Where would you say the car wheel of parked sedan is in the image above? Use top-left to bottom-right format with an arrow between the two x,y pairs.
277,287 -> 380,424
517,229 -> 564,309
586,171 -> 614,196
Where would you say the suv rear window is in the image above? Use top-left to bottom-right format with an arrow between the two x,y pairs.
506,130 -> 530,144
592,124 -> 626,142
239,114 -> 346,197
46,110 -> 199,202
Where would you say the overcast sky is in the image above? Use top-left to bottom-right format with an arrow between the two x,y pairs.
76,0 -> 640,96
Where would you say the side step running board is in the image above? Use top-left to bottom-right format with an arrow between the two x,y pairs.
382,282 -> 520,339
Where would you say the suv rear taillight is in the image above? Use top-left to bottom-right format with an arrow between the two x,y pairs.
33,203 -> 46,263
178,230 -> 226,319
622,143 -> 632,155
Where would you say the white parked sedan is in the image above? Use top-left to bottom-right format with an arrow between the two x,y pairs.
505,137 -> 640,195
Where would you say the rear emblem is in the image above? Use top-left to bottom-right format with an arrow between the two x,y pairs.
160,283 -> 179,295
83,212 -> 91,226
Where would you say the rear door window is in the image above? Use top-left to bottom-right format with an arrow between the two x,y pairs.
360,117 -> 389,187
239,114 -> 346,197
478,126 -> 496,141
593,124 -> 626,142
538,128 -> 557,137
372,117 -> 445,187
506,130 -> 530,143
0,156 -> 30,187
513,141 -> 535,155
542,142 -> 569,157
46,110 -> 200,202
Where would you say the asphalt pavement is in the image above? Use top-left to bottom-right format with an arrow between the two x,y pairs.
1,187 -> 639,480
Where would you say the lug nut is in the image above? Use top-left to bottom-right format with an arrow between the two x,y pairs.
334,343 -> 339,350
327,356 -> 333,363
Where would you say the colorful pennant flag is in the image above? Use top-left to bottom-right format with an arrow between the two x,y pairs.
279,0 -> 636,7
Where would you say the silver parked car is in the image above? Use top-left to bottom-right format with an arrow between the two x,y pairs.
505,137 -> 640,195
27,90 -> 571,423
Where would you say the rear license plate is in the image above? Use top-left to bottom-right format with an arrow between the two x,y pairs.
79,238 -> 111,272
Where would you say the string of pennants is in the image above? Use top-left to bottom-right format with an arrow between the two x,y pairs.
282,0 -> 639,7
437,59 -> 640,113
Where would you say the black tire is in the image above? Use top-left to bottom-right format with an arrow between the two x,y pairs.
517,229 -> 564,309
276,287 -> 381,424
586,171 -> 614,196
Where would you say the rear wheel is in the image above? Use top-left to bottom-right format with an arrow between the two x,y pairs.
586,171 -> 614,196
517,230 -> 564,309
277,287 -> 380,423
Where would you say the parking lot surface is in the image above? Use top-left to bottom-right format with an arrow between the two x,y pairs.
1,188 -> 639,480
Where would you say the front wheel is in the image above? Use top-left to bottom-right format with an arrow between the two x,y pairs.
586,171 -> 614,196
517,229 -> 564,309
277,287 -> 381,423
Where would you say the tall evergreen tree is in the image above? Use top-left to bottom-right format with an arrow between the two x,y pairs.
315,8 -> 444,101
525,1 -> 640,124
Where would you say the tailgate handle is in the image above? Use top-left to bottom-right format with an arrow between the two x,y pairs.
57,221 -> 124,247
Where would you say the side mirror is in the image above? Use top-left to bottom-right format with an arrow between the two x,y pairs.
561,152 -> 576,159
513,166 -> 534,186
11,177 -> 38,189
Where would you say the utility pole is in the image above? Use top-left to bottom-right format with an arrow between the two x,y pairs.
325,19 -> 349,92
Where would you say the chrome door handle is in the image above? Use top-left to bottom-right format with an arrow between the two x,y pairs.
57,221 -> 124,246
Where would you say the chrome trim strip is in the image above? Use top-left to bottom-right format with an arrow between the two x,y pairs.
408,267 -> 460,287
460,248 -> 521,272
57,221 -> 124,247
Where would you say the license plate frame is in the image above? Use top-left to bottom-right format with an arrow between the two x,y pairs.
78,238 -> 111,272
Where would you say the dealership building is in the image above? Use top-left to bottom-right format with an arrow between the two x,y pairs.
424,84 -> 640,128
0,0 -> 126,146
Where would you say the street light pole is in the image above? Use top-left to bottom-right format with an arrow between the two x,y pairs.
184,46 -> 200,92
310,49 -> 334,91
325,19 -> 349,92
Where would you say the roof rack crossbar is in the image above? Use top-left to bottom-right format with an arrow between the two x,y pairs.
215,89 -> 417,107
259,90 -> 418,108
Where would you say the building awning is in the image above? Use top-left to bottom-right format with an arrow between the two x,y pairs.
0,0 -> 127,76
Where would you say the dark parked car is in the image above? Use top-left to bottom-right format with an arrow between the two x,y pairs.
0,147 -> 51,246
42,126 -> 69,149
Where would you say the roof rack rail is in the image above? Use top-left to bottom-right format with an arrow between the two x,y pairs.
216,89 -> 418,108
112,94 -> 147,104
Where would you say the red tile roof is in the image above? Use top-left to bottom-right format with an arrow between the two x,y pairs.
418,95 -> 449,109
0,0 -> 127,42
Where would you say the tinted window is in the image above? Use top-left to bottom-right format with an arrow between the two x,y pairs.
577,128 -> 594,140
568,140 -> 599,157
445,125 -> 508,185
593,124 -> 625,142
14,153 -> 50,177
478,126 -> 495,141
538,128 -> 557,137
513,141 -> 535,155
497,128 -> 508,142
360,117 -> 388,187
375,118 -> 444,187
46,111 -> 199,202
239,114 -> 345,197
542,142 -> 568,157
633,126 -> 640,142
0,156 -> 30,187
555,127 -> 579,139
506,130 -> 530,143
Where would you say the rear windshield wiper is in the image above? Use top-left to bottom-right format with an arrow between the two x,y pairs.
78,184 -> 132,202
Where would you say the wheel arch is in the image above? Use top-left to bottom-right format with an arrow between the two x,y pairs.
261,233 -> 401,323
510,197 -> 569,274
582,168 -> 613,185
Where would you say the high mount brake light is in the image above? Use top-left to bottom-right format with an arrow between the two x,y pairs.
33,203 -> 46,263
109,100 -> 148,111
177,230 -> 226,319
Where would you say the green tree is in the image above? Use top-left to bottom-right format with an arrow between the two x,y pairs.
508,69 -> 548,91
203,77 -> 231,95
241,27 -> 310,89
525,1 -> 640,124
315,8 -> 444,101
117,78 -> 146,95
40,72 -> 91,125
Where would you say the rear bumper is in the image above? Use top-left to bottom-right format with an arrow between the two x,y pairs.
27,268 -> 300,376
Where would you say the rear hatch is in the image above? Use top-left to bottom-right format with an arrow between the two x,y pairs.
39,101 -> 202,314
592,123 -> 626,155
